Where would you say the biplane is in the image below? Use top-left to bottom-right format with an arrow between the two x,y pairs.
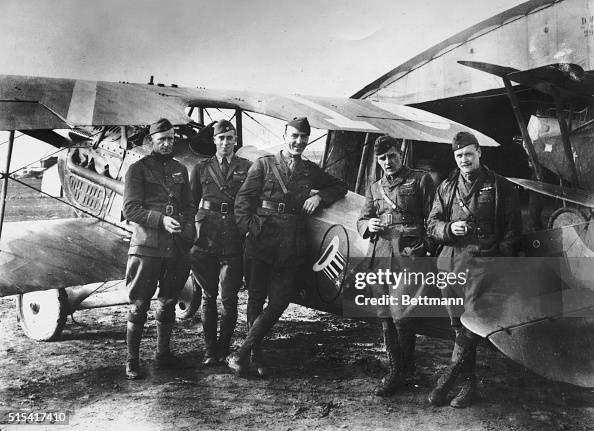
353,0 -> 594,388
2,0 -> 594,390
0,74 -> 495,339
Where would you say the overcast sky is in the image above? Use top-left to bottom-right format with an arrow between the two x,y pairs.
0,0 -> 528,167
1,0 -> 525,96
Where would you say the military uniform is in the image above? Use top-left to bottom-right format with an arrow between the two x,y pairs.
233,150 -> 347,371
124,153 -> 194,323
426,131 -> 522,407
427,166 -> 522,321
189,153 -> 251,361
122,118 -> 194,379
357,159 -> 435,396
357,166 -> 435,260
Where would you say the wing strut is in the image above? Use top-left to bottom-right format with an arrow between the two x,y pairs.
502,77 -> 544,182
355,133 -> 373,195
551,87 -> 581,187
235,109 -> 243,148
0,130 -> 15,239
459,61 -> 581,186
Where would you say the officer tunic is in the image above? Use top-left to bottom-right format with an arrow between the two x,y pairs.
357,166 -> 436,319
190,155 -> 251,255
188,154 -> 252,356
123,152 -> 194,323
357,166 -> 435,257
235,151 -> 347,266
234,150 -> 347,351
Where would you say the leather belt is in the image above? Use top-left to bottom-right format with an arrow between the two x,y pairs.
201,200 -> 233,214
260,200 -> 300,214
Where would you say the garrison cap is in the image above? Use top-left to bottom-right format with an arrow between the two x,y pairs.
452,131 -> 479,151
149,118 -> 173,135
286,117 -> 311,135
213,119 -> 236,136
374,135 -> 399,156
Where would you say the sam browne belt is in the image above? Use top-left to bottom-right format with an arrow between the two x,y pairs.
200,199 -> 234,214
260,200 -> 300,214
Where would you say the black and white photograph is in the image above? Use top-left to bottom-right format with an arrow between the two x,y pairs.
0,0 -> 593,430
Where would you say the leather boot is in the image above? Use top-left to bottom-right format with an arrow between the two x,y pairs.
375,319 -> 403,397
450,340 -> 477,408
125,322 -> 144,380
245,317 -> 268,377
251,343 -> 269,377
229,312 -> 273,376
218,317 -> 236,363
428,328 -> 477,406
450,374 -> 477,408
396,320 -> 416,381
155,321 -> 182,369
202,300 -> 219,365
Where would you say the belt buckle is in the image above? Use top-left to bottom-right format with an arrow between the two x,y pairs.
221,202 -> 229,214
277,202 -> 285,213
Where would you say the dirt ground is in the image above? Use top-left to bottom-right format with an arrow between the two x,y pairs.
0,293 -> 593,431
0,177 -> 593,431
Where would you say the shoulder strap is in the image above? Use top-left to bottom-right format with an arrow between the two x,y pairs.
444,176 -> 458,222
206,163 -> 235,200
454,173 -> 486,218
269,162 -> 289,195
455,186 -> 475,218
379,185 -> 397,210
206,163 -> 225,190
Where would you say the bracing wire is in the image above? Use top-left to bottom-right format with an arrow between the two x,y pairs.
3,173 -> 129,231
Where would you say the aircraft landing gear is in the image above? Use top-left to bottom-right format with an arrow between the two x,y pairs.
16,288 -> 69,341
14,274 -> 201,341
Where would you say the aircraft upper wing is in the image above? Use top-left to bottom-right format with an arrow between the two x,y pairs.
0,74 -> 499,147
459,61 -> 594,101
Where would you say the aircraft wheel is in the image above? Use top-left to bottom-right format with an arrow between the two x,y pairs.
547,206 -> 590,229
176,273 -> 202,319
16,289 -> 69,341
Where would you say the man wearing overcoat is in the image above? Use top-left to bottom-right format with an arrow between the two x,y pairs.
426,131 -> 522,407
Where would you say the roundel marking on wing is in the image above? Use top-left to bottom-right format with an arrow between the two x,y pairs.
287,95 -> 380,131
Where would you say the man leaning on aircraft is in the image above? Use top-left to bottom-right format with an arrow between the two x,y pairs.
189,120 -> 251,365
122,118 -> 195,380
357,135 -> 435,397
228,117 -> 347,376
426,132 -> 522,407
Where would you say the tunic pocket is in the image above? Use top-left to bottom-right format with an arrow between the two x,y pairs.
130,224 -> 159,249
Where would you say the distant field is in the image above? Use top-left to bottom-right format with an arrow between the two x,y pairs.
4,176 -> 76,221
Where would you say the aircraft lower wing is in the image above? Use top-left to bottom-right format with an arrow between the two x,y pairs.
0,74 -> 499,147
0,218 -> 129,297
462,292 -> 594,387
460,261 -> 594,387
507,177 -> 594,208
460,220 -> 594,387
